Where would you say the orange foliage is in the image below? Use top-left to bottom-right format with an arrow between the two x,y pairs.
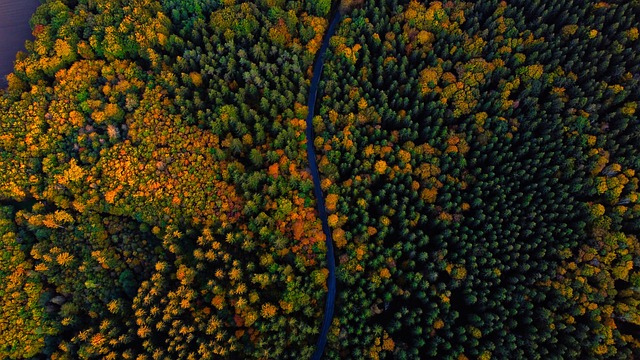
421,187 -> 438,203
325,193 -> 339,212
374,160 -> 388,174
328,214 -> 339,227
260,303 -> 277,318
333,228 -> 347,248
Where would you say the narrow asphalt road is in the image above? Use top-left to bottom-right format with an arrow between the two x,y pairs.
306,10 -> 342,360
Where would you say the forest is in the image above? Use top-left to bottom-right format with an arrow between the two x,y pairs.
0,0 -> 639,359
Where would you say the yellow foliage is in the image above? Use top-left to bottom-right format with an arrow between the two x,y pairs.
54,211 -> 74,224
596,178 -> 608,194
610,84 -> 624,94
358,97 -> 368,110
419,66 -> 442,93
260,303 -> 277,318
363,145 -> 375,157
421,187 -> 438,203
229,267 -> 242,281
328,214 -> 339,227
562,24 -> 579,36
326,193 -> 339,212
90,333 -> 106,347
104,189 -> 119,204
54,39 -> 74,60
417,30 -> 434,45
355,245 -> 366,261
526,64 -> 544,79
333,228 -> 346,248
621,102 -> 637,116
270,18 -> 292,46
591,203 -> 606,217
381,333 -> 395,351
211,295 -> 225,310
469,326 -> 482,339
55,252 -> 75,266
137,326 -> 151,338
374,160 -> 388,174
452,265 -> 467,280
107,124 -> 119,139
321,178 -> 332,190
42,216 -> 62,229
189,72 -> 203,87
304,16 -> 327,55
398,149 -> 411,164
57,159 -> 85,186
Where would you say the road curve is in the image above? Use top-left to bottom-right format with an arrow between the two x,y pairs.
306,10 -> 342,360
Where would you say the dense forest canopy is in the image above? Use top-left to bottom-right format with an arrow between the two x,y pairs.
0,0 -> 639,359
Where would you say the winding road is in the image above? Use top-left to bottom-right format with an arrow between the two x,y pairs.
306,10 -> 342,360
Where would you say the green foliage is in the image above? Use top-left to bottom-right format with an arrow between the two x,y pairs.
312,0 -> 640,358
0,206 -> 56,358
314,0 -> 332,17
